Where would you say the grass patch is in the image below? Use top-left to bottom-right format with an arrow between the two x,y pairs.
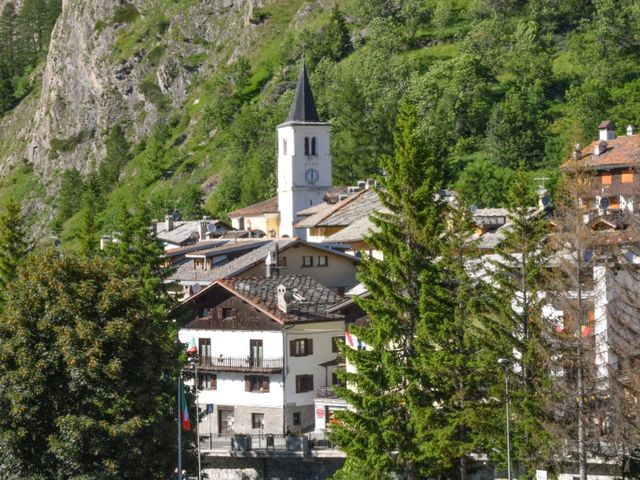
49,129 -> 95,159
140,76 -> 168,109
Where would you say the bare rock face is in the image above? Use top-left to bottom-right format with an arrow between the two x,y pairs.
14,0 -> 262,176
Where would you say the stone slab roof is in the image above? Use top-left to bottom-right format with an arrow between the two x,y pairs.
219,275 -> 344,324
295,189 -> 383,229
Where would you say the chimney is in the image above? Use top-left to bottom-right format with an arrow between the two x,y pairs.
572,143 -> 582,160
165,214 -> 174,232
627,124 -> 636,136
199,218 -> 208,242
277,284 -> 293,313
595,140 -> 608,156
100,235 -> 111,251
598,120 -> 616,141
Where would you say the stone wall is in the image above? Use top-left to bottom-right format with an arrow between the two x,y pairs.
284,404 -> 314,433
202,456 -> 345,480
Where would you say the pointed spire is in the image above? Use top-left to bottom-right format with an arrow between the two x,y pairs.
287,59 -> 320,122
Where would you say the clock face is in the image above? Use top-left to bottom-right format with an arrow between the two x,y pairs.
305,168 -> 319,185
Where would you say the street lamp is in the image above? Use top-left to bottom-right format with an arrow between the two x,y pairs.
188,355 -> 202,480
498,358 -> 512,480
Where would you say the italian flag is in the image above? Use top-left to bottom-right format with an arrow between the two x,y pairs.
180,381 -> 191,431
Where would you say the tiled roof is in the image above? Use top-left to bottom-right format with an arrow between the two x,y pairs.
156,222 -> 200,245
219,275 -> 344,324
295,189 -> 384,229
560,134 -> 640,170
184,239 -> 269,258
165,240 -> 229,258
227,196 -> 279,218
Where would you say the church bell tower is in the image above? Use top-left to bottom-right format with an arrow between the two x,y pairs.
277,61 -> 332,239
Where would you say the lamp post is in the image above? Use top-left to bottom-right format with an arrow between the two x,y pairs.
188,356 -> 202,480
498,358 -> 512,480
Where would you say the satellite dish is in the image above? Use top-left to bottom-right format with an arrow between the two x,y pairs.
192,283 -> 202,294
599,197 -> 610,209
207,223 -> 217,233
172,209 -> 181,221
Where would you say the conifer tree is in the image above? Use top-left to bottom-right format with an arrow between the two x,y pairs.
0,200 -> 28,293
488,166 -> 554,475
0,3 -> 18,76
98,124 -> 131,192
330,101 -> 448,479
418,195 -> 505,479
325,5 -> 351,61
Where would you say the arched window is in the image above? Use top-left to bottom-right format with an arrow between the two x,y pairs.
304,137 -> 310,155
311,137 -> 317,156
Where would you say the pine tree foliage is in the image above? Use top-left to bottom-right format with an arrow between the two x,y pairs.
329,102 -> 449,479
0,251 -> 181,479
0,199 -> 27,293
487,166 -> 555,475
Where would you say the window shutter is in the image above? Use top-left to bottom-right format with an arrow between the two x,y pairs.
262,377 -> 270,392
289,339 -> 297,357
307,339 -> 313,355
245,376 -> 251,392
296,376 -> 301,393
212,375 -> 217,390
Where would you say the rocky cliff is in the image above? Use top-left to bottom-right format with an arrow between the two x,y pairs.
1,0 -> 264,177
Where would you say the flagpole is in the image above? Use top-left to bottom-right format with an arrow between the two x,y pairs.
177,374 -> 182,479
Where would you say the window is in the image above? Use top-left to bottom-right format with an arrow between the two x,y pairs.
293,412 -> 301,426
332,336 -> 344,353
317,255 -> 328,267
198,373 -> 217,390
304,137 -> 310,155
601,173 -> 612,185
622,171 -> 634,183
252,413 -> 265,429
332,371 -> 342,386
199,338 -> 211,365
296,374 -> 314,393
311,137 -> 317,155
610,196 -> 620,209
245,375 -> 270,392
290,338 -> 313,357
277,256 -> 287,267
302,256 -> 313,267
282,138 -> 287,156
222,307 -> 236,319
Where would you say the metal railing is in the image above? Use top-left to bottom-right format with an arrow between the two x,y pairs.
198,355 -> 284,372
316,386 -> 340,398
199,432 -> 336,452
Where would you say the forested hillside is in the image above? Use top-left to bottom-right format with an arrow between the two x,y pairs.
0,0 -> 638,245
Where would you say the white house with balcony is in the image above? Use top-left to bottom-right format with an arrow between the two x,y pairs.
177,274 -> 346,437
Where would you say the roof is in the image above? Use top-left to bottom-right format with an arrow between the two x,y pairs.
155,219 -> 231,246
325,216 -> 377,243
218,275 -> 344,324
169,238 -> 359,285
286,61 -> 320,123
227,196 -> 279,218
295,189 -> 385,229
184,239 -> 270,259
560,134 -> 640,170
598,120 -> 614,129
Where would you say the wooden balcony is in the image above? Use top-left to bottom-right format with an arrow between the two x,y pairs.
198,355 -> 283,373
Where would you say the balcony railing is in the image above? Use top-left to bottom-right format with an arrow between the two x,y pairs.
316,386 -> 341,398
198,355 -> 283,373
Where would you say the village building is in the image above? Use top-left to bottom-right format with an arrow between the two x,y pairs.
177,275 -> 346,436
153,215 -> 233,250
166,237 -> 360,299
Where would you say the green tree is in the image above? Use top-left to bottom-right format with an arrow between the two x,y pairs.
0,3 -> 19,76
0,62 -> 14,114
0,200 -> 28,293
324,5 -> 351,61
455,160 -> 514,208
488,166 -> 555,475
330,102 -> 447,479
486,82 -> 548,169
98,124 -> 131,192
0,251 -> 181,479
53,167 -> 83,232
76,173 -> 102,258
